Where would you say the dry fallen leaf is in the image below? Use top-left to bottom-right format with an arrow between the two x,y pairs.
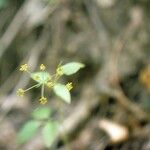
99,119 -> 129,143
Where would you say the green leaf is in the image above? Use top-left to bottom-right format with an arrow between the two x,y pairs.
42,121 -> 59,148
53,83 -> 71,103
31,71 -> 51,84
17,120 -> 41,144
61,62 -> 85,75
32,107 -> 51,120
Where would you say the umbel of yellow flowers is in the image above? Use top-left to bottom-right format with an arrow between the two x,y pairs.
17,88 -> 25,97
19,64 -> 28,72
17,63 -> 73,105
39,97 -> 48,105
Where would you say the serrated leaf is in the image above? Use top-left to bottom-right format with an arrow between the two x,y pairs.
61,62 -> 85,75
42,121 -> 59,148
32,107 -> 51,120
31,72 -> 51,84
17,120 -> 41,144
53,84 -> 71,103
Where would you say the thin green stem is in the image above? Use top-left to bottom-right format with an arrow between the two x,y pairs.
41,84 -> 44,97
53,61 -> 63,83
58,61 -> 63,67
24,83 -> 41,92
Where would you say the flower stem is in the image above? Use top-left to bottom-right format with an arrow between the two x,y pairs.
41,84 -> 44,97
24,83 -> 41,92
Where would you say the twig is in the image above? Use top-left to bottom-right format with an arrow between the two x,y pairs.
0,0 -> 28,59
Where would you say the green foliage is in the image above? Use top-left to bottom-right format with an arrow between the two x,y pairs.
17,120 -> 41,144
18,62 -> 84,104
17,62 -> 84,147
31,72 -> 51,84
18,107 -> 59,147
32,107 -> 51,120
54,83 -> 71,103
61,62 -> 85,75
42,121 -> 59,147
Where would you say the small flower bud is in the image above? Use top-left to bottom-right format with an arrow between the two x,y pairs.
19,64 -> 28,72
40,64 -> 46,71
66,82 -> 73,91
56,67 -> 63,76
47,82 -> 54,88
39,97 -> 48,105
17,88 -> 25,97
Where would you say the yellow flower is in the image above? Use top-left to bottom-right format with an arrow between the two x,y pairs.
17,88 -> 25,97
20,64 -> 28,72
56,67 -> 63,76
40,64 -> 46,71
34,74 -> 40,80
39,97 -> 47,105
46,75 -> 51,81
66,82 -> 73,91
47,82 -> 54,88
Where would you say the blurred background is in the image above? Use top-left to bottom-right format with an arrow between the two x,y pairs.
0,0 -> 149,149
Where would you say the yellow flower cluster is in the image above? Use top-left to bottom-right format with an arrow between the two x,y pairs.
39,97 -> 48,105
17,88 -> 25,97
47,81 -> 54,88
34,74 -> 40,80
40,64 -> 46,71
17,63 -> 75,105
66,82 -> 73,91
56,67 -> 63,76
19,64 -> 28,72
